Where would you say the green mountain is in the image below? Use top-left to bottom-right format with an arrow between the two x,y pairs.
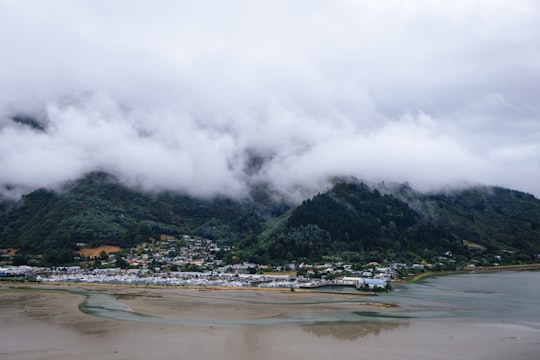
247,182 -> 540,265
1,173 -> 539,266
0,172 -> 289,264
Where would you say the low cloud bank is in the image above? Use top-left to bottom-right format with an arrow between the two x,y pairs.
1,1 -> 539,200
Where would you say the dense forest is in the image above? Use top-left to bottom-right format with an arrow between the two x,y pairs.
244,183 -> 463,264
1,172 -> 540,266
0,172 -> 287,265
241,182 -> 540,265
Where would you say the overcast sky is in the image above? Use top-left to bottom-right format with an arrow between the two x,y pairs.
1,0 -> 539,200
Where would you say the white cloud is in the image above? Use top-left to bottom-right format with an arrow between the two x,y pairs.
1,0 -> 539,199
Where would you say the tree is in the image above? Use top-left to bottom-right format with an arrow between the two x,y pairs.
12,253 -> 27,266
115,253 -> 129,269
43,249 -> 74,266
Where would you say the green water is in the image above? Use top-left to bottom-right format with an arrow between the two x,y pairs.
76,271 -> 540,328
380,271 -> 540,328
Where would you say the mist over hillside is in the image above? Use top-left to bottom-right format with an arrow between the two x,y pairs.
1,1 -> 540,201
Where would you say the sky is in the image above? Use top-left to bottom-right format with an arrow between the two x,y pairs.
0,0 -> 539,200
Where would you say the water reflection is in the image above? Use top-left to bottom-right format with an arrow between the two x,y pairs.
302,321 -> 408,341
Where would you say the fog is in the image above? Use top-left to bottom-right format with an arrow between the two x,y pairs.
1,1 -> 539,200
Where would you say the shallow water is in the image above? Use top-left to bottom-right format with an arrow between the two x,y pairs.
75,271 -> 540,329
379,271 -> 540,328
2,271 -> 540,360
77,288 -> 395,326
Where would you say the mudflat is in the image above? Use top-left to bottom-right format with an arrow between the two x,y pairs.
112,286 -> 392,321
1,284 -> 538,360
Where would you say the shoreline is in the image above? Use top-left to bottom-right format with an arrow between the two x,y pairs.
405,263 -> 540,283
4,262 -> 539,290
461,263 -> 540,272
1,279 -> 379,296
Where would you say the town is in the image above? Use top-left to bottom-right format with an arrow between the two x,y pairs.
0,234 -> 461,290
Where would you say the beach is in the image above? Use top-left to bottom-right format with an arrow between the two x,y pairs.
1,279 -> 539,360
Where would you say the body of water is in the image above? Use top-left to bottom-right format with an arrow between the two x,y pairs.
380,271 -> 540,328
3,271 -> 539,360
75,270 -> 540,329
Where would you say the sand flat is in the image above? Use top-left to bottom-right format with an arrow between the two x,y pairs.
1,284 -> 539,360
111,287 -> 383,320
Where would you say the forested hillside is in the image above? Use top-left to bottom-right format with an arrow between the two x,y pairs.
244,183 -> 464,264
243,182 -> 540,264
1,173 -> 539,266
417,187 -> 540,259
0,172 -> 288,264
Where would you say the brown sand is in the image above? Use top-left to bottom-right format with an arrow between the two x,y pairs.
110,287 -> 386,320
1,284 -> 538,360
77,245 -> 121,258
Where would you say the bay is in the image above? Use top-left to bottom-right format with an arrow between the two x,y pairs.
2,271 -> 539,360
